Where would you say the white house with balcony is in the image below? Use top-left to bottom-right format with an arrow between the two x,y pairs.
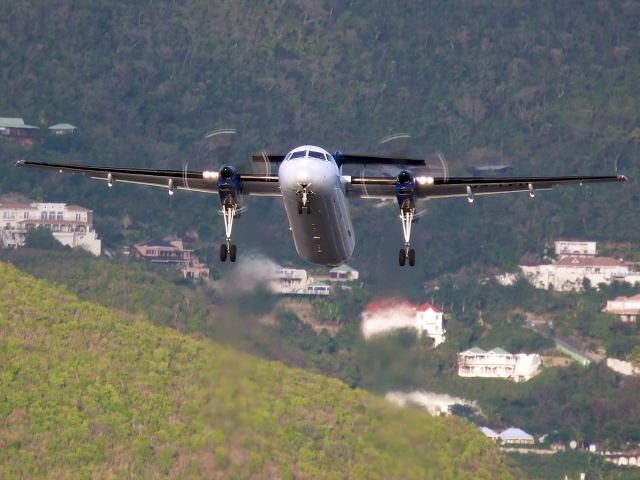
521,256 -> 631,292
1,200 -> 101,255
603,293 -> 640,322
458,347 -> 541,382
269,267 -> 309,294
361,299 -> 446,346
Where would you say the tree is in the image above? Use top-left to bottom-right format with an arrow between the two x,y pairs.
24,227 -> 64,250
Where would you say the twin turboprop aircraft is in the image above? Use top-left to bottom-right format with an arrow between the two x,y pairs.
17,145 -> 626,267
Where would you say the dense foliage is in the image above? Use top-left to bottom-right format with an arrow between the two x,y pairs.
0,260 -> 515,479
5,248 -> 640,452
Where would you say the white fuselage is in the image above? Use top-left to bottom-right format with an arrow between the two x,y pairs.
278,145 -> 355,266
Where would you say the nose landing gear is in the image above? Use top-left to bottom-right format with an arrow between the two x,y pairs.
398,205 -> 416,267
219,202 -> 237,262
296,183 -> 314,214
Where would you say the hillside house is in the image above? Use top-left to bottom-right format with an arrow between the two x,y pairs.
0,200 -> 101,255
606,358 -> 640,376
48,123 -> 78,135
133,239 -> 192,267
269,267 -> 309,294
329,264 -> 359,281
303,280 -> 332,296
521,256 -> 631,292
603,293 -> 640,322
181,259 -> 209,280
498,427 -> 535,445
480,427 -> 500,442
457,347 -> 541,382
361,299 -> 446,346
480,426 -> 535,445
0,117 -> 40,145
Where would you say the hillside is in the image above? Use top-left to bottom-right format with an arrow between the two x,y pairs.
0,260 -> 514,479
4,247 -> 640,451
1,0 -> 639,288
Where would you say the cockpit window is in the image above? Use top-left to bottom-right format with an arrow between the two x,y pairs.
284,153 -> 292,161
290,150 -> 307,159
308,151 -> 325,160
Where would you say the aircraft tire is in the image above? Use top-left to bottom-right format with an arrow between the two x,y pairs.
298,202 -> 303,214
229,244 -> 237,262
408,249 -> 415,267
399,249 -> 406,267
220,244 -> 228,262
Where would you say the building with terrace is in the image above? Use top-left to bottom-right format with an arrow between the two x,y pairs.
0,200 -> 101,255
0,117 -> 40,145
458,347 -> 541,382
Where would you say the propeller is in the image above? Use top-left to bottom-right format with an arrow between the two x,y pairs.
349,133 -> 450,220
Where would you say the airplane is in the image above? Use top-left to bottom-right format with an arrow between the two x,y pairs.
16,145 -> 626,267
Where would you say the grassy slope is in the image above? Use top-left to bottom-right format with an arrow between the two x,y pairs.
0,260 -> 514,479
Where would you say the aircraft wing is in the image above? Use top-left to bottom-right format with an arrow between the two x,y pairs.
346,174 -> 627,199
15,160 -> 281,196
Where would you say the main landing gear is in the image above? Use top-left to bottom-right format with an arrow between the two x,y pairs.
219,203 -> 237,262
398,206 -> 416,267
296,183 -> 313,214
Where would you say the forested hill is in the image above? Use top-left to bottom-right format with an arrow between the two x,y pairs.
1,1 -> 639,279
0,261 -> 514,478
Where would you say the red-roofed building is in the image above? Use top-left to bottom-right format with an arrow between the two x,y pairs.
361,299 -> 446,346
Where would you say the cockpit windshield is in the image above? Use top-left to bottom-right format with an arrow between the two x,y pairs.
308,151 -> 325,160
290,150 -> 307,159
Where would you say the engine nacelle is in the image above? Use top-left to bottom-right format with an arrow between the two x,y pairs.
395,169 -> 416,211
218,165 -> 241,207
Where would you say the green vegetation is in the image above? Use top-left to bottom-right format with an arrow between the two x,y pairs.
5,248 -> 640,451
508,451 -> 635,480
0,260 -> 515,479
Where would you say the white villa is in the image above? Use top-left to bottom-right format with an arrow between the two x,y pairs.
0,200 -> 101,256
268,267 -> 332,296
458,347 -> 541,382
269,267 -> 309,294
361,299 -> 446,346
520,240 -> 640,291
603,293 -> 640,322
521,255 -> 635,292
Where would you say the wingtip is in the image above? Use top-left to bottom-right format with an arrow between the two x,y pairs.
14,160 -> 24,167
617,174 -> 628,182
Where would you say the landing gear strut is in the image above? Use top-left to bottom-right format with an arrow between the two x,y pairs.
399,206 -> 416,267
296,183 -> 313,214
220,203 -> 237,262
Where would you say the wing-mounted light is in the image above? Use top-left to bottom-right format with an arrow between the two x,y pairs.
395,169 -> 416,211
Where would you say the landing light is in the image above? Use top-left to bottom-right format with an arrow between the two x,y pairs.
416,176 -> 434,185
203,170 -> 217,179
